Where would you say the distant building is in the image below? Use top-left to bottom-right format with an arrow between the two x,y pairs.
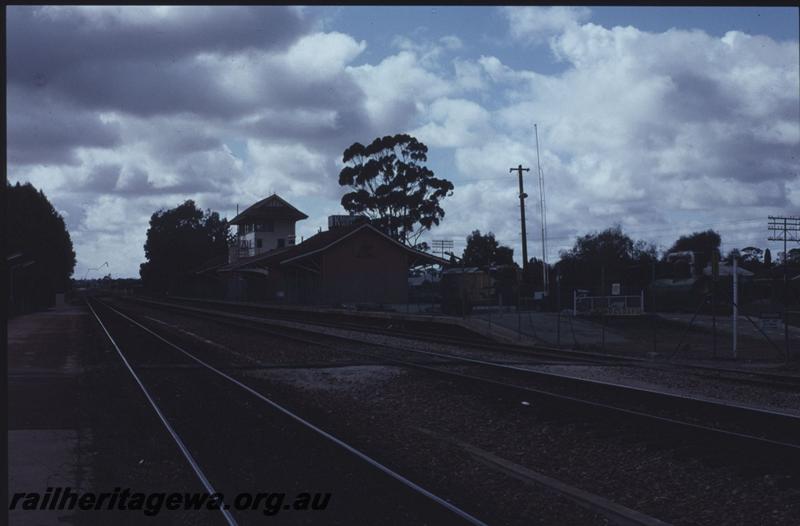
228,194 -> 308,262
702,263 -> 754,278
192,194 -> 449,305
217,219 -> 447,305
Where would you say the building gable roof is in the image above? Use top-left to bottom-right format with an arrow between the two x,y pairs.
281,223 -> 448,266
220,222 -> 449,272
189,254 -> 230,275
229,194 -> 308,224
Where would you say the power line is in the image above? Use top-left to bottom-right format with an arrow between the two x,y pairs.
767,216 -> 800,360
431,239 -> 453,260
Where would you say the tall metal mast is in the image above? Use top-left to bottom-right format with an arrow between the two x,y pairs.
534,124 -> 549,292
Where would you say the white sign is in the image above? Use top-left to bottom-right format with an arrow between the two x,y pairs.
611,283 -> 621,296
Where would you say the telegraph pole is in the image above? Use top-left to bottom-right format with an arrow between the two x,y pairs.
768,215 -> 800,360
432,239 -> 453,260
510,165 -> 530,272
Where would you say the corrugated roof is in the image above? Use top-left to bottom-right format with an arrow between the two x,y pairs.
220,223 -> 449,272
219,245 -> 296,272
229,194 -> 308,224
189,254 -> 230,275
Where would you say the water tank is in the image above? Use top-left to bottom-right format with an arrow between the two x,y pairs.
328,215 -> 368,230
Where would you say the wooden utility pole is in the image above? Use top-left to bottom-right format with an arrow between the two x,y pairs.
510,165 -> 530,272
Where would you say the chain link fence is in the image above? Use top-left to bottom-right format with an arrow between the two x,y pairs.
402,286 -> 795,361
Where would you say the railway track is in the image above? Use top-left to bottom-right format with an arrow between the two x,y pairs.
146,295 -> 800,391
94,296 -> 798,524
653,361 -> 800,392
86,295 -> 678,526
110,295 -> 800,473
86,297 -> 490,526
157,296 -> 638,364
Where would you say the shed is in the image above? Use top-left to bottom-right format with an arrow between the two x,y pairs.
219,222 -> 448,305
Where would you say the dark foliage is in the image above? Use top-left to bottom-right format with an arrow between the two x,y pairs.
555,225 -> 658,296
525,257 -> 548,290
737,246 -> 762,264
139,200 -> 230,294
665,229 -> 721,275
338,134 -> 453,245
461,230 -> 515,268
6,181 -> 76,291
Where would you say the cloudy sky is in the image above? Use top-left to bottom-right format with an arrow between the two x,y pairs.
7,6 -> 800,278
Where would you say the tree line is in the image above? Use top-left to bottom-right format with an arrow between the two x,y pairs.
137,133 -> 796,299
6,182 -> 76,314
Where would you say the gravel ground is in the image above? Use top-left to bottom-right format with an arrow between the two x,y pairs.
247,365 -> 800,526
95,300 -> 492,526
114,299 -> 800,525
520,364 -> 800,416
127,299 -> 800,416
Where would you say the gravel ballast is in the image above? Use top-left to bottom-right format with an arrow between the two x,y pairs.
114,299 -> 800,525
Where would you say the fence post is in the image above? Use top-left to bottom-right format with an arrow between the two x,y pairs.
573,289 -> 577,316
601,313 -> 606,350
556,311 -> 561,348
652,313 -> 657,356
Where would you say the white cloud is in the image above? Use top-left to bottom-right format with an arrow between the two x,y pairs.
241,141 -> 332,200
502,6 -> 591,45
435,21 -> 799,261
347,50 -> 453,132
8,7 -> 381,278
453,58 -> 489,93
412,98 -> 493,148
440,35 -> 463,50
7,6 -> 798,276
284,32 -> 367,79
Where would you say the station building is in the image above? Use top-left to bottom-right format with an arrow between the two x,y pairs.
227,194 -> 308,260
198,194 -> 447,305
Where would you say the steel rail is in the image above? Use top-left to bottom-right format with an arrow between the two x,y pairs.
154,296 -> 638,364
104,297 -> 800,469
124,296 -> 629,365
414,426 -> 672,526
86,300 -> 239,526
118,295 -> 800,441
132,296 -> 800,389
92,298 -> 489,526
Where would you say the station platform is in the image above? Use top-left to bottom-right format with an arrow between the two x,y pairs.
8,301 -> 216,525
8,303 -> 98,525
166,295 -> 537,345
